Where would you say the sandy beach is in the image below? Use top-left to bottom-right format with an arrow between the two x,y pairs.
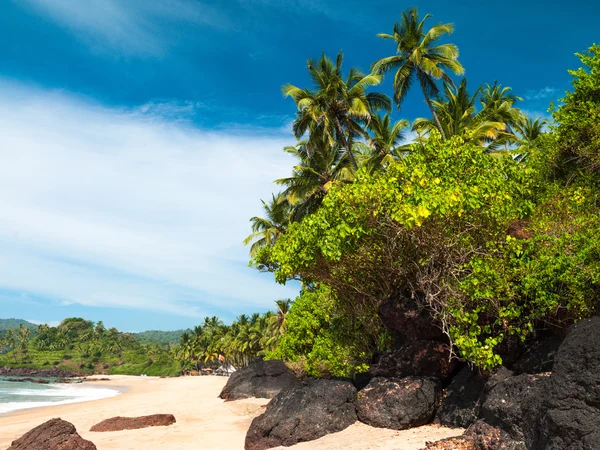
0,376 -> 462,449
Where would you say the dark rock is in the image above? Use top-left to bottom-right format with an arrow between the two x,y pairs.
7,377 -> 50,384
55,378 -> 83,384
356,376 -> 440,430
90,414 -> 176,432
479,368 -> 542,441
424,420 -> 526,450
8,418 -> 96,450
493,336 -> 526,367
436,366 -> 488,428
511,333 -> 562,375
353,371 -> 373,391
378,298 -> 445,343
370,340 -> 458,383
0,367 -> 80,378
463,420 -> 526,450
244,379 -> 357,450
523,317 -> 600,450
219,359 -> 298,401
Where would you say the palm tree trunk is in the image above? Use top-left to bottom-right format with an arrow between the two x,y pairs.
334,117 -> 359,170
418,76 -> 447,141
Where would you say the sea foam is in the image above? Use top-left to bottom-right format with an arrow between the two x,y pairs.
0,382 -> 120,414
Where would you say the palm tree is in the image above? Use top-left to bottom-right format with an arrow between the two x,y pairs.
268,299 -> 292,346
371,7 -> 464,140
514,116 -> 547,143
412,79 -> 507,146
275,137 -> 353,221
359,113 -> 410,170
243,193 -> 291,256
283,51 -> 391,170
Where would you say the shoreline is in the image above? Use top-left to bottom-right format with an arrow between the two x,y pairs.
0,375 -> 462,449
0,376 -> 125,416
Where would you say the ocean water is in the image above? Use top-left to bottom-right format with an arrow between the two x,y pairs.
0,377 -> 120,414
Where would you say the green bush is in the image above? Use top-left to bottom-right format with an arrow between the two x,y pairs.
553,44 -> 600,174
266,285 -> 382,377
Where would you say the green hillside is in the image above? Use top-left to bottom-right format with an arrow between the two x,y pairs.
0,318 -> 36,331
0,318 -> 180,376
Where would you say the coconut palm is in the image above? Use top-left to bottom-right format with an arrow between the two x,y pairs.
283,51 -> 391,170
243,193 -> 292,256
412,79 -> 507,146
371,7 -> 464,140
275,137 -> 353,221
514,116 -> 547,143
268,299 -> 291,342
358,113 -> 410,170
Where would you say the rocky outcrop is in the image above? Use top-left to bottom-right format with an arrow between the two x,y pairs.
8,418 -> 96,450
244,379 -> 357,450
424,420 -> 526,450
219,359 -> 298,401
356,376 -> 440,430
523,317 -> 600,449
436,366 -> 487,428
0,367 -> 80,378
511,333 -> 562,375
378,298 -> 445,343
370,341 -> 457,383
90,414 -> 176,432
479,368 -> 541,441
7,377 -> 50,384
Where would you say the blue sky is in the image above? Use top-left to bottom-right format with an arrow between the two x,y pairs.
0,0 -> 598,331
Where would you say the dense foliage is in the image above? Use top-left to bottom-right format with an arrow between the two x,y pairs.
133,329 -> 188,347
0,318 -> 179,376
245,8 -> 600,372
267,285 -> 386,377
553,45 -> 600,173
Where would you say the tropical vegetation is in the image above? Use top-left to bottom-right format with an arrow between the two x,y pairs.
244,9 -> 600,373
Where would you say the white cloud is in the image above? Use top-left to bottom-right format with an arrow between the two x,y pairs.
18,0 -> 228,56
26,319 -> 61,327
0,79 -> 298,319
525,86 -> 559,101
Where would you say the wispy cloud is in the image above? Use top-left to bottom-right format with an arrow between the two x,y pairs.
18,0 -> 229,56
26,319 -> 61,327
0,79 -> 298,320
525,86 -> 559,101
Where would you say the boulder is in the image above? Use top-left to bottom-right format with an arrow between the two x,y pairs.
7,377 -> 50,384
378,298 -> 446,343
0,367 -> 79,378
90,414 -> 176,432
424,420 -> 526,450
436,366 -> 488,428
492,336 -> 526,367
523,317 -> 600,449
479,368 -> 542,441
219,359 -> 298,401
511,333 -> 562,374
356,376 -> 440,430
244,379 -> 357,450
370,340 -> 457,383
8,418 -> 96,450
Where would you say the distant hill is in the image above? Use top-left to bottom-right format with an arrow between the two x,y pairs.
132,329 -> 186,346
0,319 -> 36,331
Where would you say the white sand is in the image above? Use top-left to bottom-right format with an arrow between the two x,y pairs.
0,375 -> 462,449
